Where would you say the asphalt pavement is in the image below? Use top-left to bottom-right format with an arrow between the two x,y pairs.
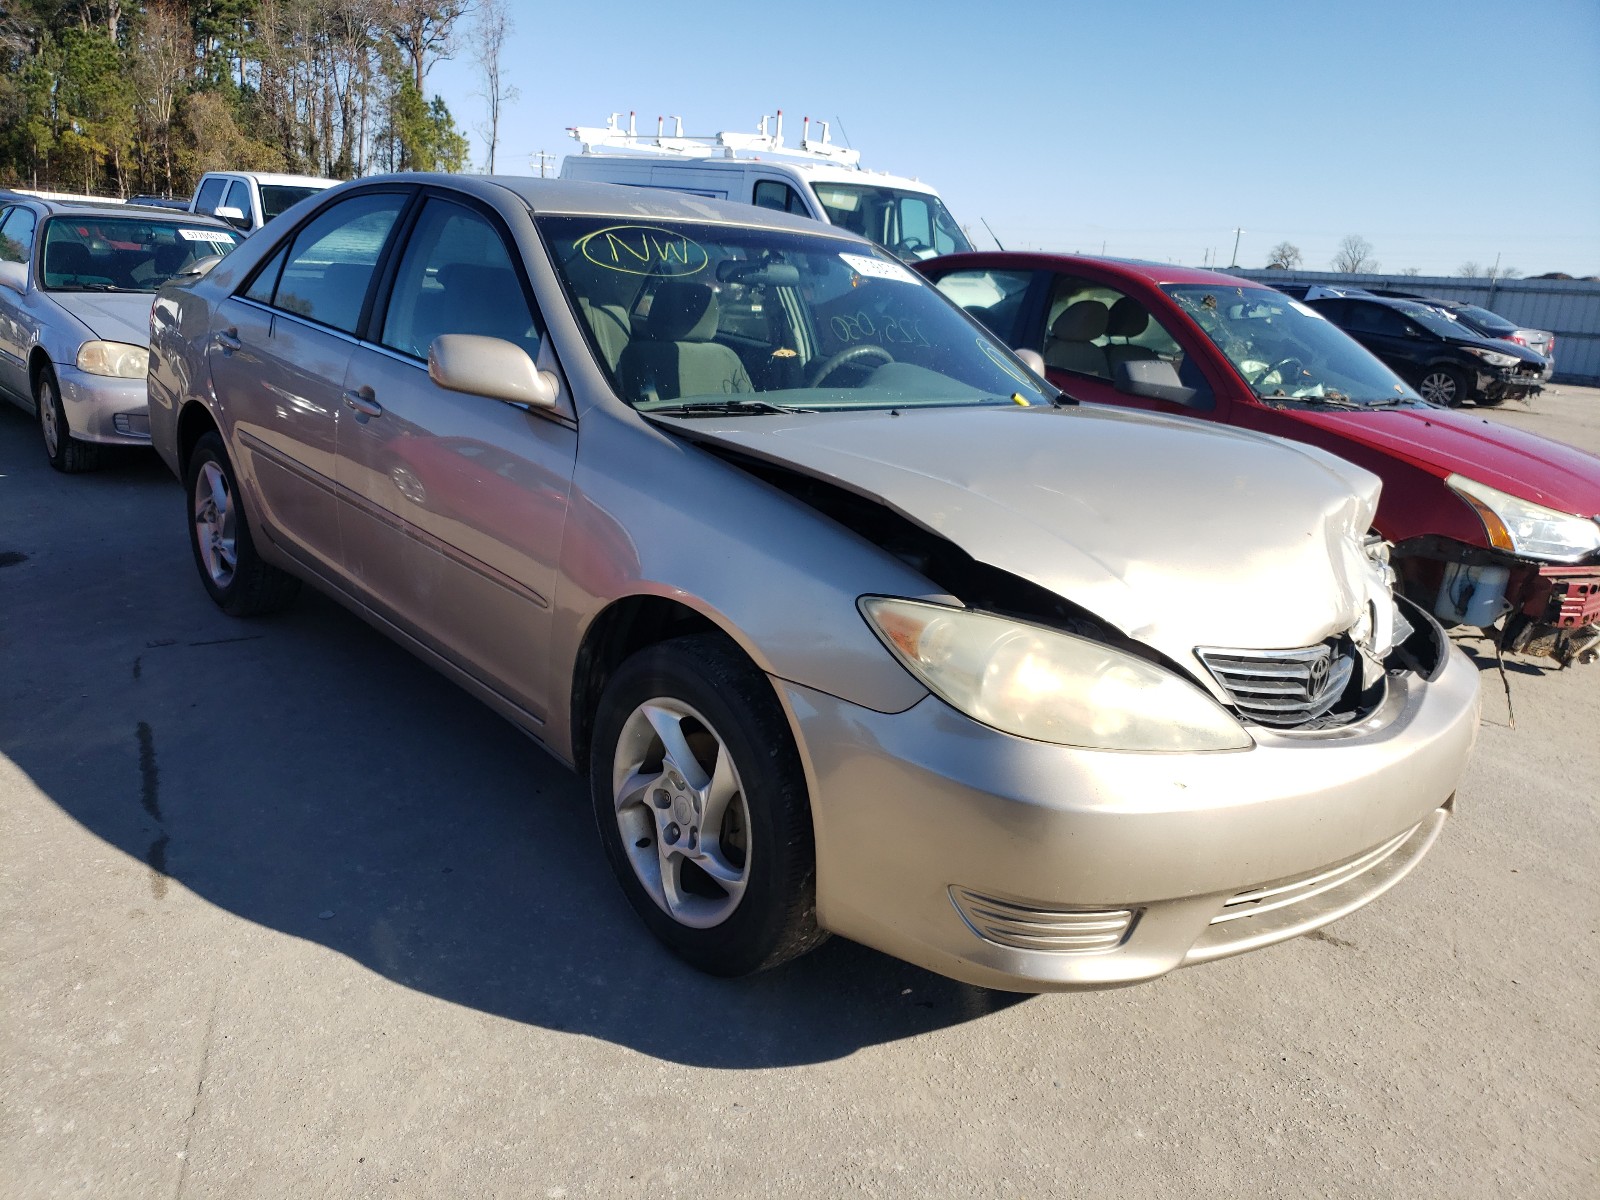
2,387 -> 1597,1198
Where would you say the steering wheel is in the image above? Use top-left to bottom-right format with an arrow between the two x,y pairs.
891,238 -> 929,260
1255,357 -> 1308,389
807,344 -> 893,387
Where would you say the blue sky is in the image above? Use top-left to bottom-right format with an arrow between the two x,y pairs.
425,0 -> 1600,276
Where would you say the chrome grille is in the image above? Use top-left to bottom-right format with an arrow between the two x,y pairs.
950,888 -> 1135,954
1195,640 -> 1355,727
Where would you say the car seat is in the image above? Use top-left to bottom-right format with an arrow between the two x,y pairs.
1104,297 -> 1159,377
1043,300 -> 1110,377
618,281 -> 751,402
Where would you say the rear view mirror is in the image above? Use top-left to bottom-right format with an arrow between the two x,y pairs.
716,260 -> 800,286
1115,358 -> 1200,407
430,334 -> 559,409
1013,348 -> 1046,376
214,206 -> 251,231
0,260 -> 27,293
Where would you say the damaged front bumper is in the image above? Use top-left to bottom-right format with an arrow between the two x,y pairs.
778,625 -> 1480,993
1506,564 -> 1600,666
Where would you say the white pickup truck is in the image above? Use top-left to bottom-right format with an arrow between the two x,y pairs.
189,171 -> 339,234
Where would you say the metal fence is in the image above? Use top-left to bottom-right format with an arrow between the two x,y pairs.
1234,269 -> 1600,386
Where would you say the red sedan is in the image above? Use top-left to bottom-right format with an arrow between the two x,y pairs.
918,253 -> 1600,667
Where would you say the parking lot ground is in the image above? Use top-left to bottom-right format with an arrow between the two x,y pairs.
2,389 -> 1597,1199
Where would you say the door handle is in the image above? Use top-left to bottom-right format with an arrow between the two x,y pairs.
342,387 -> 383,418
214,327 -> 241,352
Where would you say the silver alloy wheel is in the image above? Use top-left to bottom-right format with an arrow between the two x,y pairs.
193,460 -> 238,587
611,697 -> 751,929
1419,370 -> 1459,406
39,377 -> 60,458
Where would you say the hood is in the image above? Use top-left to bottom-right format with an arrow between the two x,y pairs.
48,291 -> 156,347
1289,406 -> 1600,518
661,404 -> 1389,669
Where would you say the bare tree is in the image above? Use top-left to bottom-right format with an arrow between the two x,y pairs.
1265,241 -> 1302,270
132,1 -> 193,197
471,0 -> 516,172
393,1 -> 469,92
1331,234 -> 1378,273
1399,267 -> 1421,276
1457,261 -> 1482,277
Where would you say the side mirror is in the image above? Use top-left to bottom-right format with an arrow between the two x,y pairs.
429,334 -> 559,409
179,254 -> 225,281
1114,358 -> 1201,407
1013,348 -> 1046,376
214,206 -> 251,232
0,259 -> 28,293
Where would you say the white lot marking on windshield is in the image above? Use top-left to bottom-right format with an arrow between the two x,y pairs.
575,225 -> 710,277
179,229 -> 234,244
841,253 -> 917,284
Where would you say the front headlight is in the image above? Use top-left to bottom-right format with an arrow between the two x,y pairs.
1448,474 -> 1600,562
860,597 -> 1253,752
1461,346 -> 1520,368
77,340 -> 150,379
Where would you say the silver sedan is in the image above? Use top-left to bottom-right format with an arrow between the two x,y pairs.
0,195 -> 240,471
147,176 -> 1480,991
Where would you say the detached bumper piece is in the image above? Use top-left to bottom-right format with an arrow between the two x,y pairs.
1483,365 -> 1544,401
1508,565 -> 1600,666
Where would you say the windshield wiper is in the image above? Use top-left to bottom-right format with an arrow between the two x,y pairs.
650,398 -> 816,417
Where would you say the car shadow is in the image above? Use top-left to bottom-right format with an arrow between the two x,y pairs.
0,414 -> 1028,1068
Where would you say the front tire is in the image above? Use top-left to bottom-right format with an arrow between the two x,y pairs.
1418,366 -> 1470,407
37,366 -> 101,473
589,633 -> 826,976
185,431 -> 300,616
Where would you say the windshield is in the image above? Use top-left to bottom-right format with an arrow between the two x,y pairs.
260,185 -> 324,222
40,216 -> 240,292
540,216 -> 1049,413
1453,303 -> 1517,335
1165,284 -> 1419,405
808,183 -> 971,260
1394,301 -> 1478,340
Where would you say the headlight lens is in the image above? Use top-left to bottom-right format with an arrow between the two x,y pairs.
76,340 -> 150,379
1461,346 -> 1520,368
1448,474 -> 1600,562
860,597 -> 1252,752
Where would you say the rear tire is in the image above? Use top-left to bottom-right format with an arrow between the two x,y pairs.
185,431 -> 301,616
37,366 -> 101,473
1418,366 -> 1470,408
588,633 -> 826,977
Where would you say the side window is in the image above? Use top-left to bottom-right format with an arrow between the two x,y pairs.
380,198 -> 540,360
1043,274 -> 1205,401
243,243 -> 290,304
223,179 -> 252,220
935,269 -> 1033,347
0,207 -> 38,264
194,177 -> 226,214
269,192 -> 406,334
752,180 -> 806,214
1342,302 -> 1406,336
896,197 -> 934,253
1307,299 -> 1348,324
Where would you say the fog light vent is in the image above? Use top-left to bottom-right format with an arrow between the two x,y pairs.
113,411 -> 151,438
950,888 -> 1135,954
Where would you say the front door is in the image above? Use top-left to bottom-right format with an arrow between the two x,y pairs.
210,189 -> 410,579
336,194 -> 578,722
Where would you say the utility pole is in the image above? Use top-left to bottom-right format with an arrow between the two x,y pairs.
1229,227 -> 1244,267
530,150 -> 556,178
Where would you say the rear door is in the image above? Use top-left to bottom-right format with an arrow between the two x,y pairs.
336,192 -> 578,721
209,188 -> 411,579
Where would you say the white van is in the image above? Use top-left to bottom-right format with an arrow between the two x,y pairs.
561,112 -> 972,261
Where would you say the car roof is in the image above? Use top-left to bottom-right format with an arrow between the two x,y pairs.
360,173 -> 859,238
208,172 -> 339,187
2,194 -> 234,227
922,250 -> 1270,289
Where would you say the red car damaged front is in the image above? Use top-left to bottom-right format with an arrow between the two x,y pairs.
918,253 -> 1600,667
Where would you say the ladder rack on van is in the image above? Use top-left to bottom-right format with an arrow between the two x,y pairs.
566,111 -> 863,168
